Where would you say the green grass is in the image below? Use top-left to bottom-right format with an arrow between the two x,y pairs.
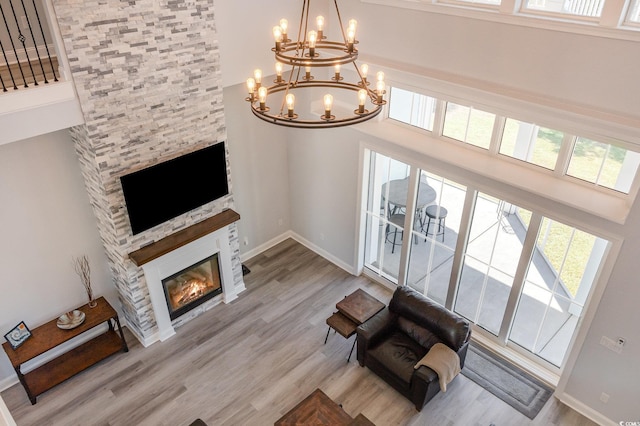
500,120 -> 562,169
442,103 -> 495,149
567,138 -> 625,189
444,106 -> 627,189
517,210 -> 595,298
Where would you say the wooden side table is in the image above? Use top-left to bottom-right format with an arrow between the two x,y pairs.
1,297 -> 128,404
275,388 -> 376,425
324,289 -> 385,362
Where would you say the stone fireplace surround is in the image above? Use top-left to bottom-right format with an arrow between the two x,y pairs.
51,0 -> 240,345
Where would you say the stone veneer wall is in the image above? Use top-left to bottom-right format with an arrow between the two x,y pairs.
52,0 -> 242,342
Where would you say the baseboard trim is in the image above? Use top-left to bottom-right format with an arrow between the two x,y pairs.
0,393 -> 17,426
289,232 -> 357,275
240,232 -> 358,276
239,231 -> 294,263
557,393 -> 616,426
0,376 -> 17,394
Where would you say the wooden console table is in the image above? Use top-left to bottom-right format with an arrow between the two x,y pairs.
1,297 -> 128,404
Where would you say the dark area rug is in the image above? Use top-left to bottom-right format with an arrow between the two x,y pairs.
461,343 -> 553,419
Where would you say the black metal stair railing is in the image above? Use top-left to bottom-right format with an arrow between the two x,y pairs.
1,0 -> 58,93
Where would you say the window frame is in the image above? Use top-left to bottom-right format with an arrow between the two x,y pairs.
438,0 -> 501,11
441,101 -> 497,150
381,84 -> 640,204
357,62 -> 640,224
519,0 -> 605,22
387,87 -> 439,133
624,0 -> 640,24
360,0 -> 640,42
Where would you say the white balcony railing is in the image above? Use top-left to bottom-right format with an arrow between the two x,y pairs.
0,0 -> 84,146
0,0 -> 62,92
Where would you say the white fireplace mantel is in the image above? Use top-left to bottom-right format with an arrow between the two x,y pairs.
128,209 -> 242,346
142,226 -> 237,342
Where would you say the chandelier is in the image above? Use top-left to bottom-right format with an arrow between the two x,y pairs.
245,0 -> 386,129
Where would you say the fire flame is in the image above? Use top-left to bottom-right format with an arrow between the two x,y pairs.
169,278 -> 214,309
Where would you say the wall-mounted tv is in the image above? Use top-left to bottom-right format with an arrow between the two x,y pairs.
120,142 -> 229,235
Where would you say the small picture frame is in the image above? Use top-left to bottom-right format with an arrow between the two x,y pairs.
4,321 -> 32,349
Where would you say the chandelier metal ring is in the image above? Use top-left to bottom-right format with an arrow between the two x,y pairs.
245,0 -> 387,129
274,41 -> 359,67
250,80 -> 384,129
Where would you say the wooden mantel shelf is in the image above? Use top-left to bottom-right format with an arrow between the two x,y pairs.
128,209 -> 240,267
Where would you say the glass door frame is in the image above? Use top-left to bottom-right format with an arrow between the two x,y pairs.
356,142 -> 623,385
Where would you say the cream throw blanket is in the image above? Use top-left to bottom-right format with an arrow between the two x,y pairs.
414,343 -> 461,392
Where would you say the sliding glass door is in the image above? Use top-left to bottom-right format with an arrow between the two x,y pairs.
508,216 -> 606,366
406,172 -> 466,306
360,148 -> 611,373
454,195 -> 532,336
363,153 -> 412,284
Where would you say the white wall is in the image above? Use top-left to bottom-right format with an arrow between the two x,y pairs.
0,130 -> 117,387
215,0 -> 295,88
563,212 -> 640,420
334,2 -> 640,121
223,83 -> 292,256
287,127 -> 361,269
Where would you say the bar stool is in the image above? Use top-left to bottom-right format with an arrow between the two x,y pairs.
424,205 -> 447,242
385,213 -> 405,254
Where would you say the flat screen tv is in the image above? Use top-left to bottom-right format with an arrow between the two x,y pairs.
120,142 -> 229,235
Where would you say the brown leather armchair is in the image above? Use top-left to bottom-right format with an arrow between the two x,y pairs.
356,286 -> 471,411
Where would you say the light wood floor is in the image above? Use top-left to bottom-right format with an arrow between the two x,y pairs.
1,239 -> 597,426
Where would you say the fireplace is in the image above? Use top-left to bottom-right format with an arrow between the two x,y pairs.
132,211 -> 243,345
162,253 -> 223,320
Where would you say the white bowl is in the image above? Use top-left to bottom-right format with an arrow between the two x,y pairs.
57,310 -> 86,329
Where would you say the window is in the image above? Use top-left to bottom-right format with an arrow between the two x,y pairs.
566,137 -> 640,194
439,0 -> 500,6
388,88 -> 437,132
628,0 -> 640,22
509,214 -> 605,366
442,102 -> 496,149
363,0 -> 639,37
407,172 -> 467,305
361,149 -> 612,372
384,85 -> 640,216
363,152 -> 413,284
522,0 -> 605,18
499,119 -> 564,170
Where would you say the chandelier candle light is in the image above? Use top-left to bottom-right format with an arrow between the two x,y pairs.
245,0 -> 386,129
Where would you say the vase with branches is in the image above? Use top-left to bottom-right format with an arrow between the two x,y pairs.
73,255 -> 97,308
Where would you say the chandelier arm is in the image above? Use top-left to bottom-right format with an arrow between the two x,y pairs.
301,0 -> 310,53
278,0 -> 309,118
352,60 -> 369,96
334,0 -> 348,44
292,0 -> 308,60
